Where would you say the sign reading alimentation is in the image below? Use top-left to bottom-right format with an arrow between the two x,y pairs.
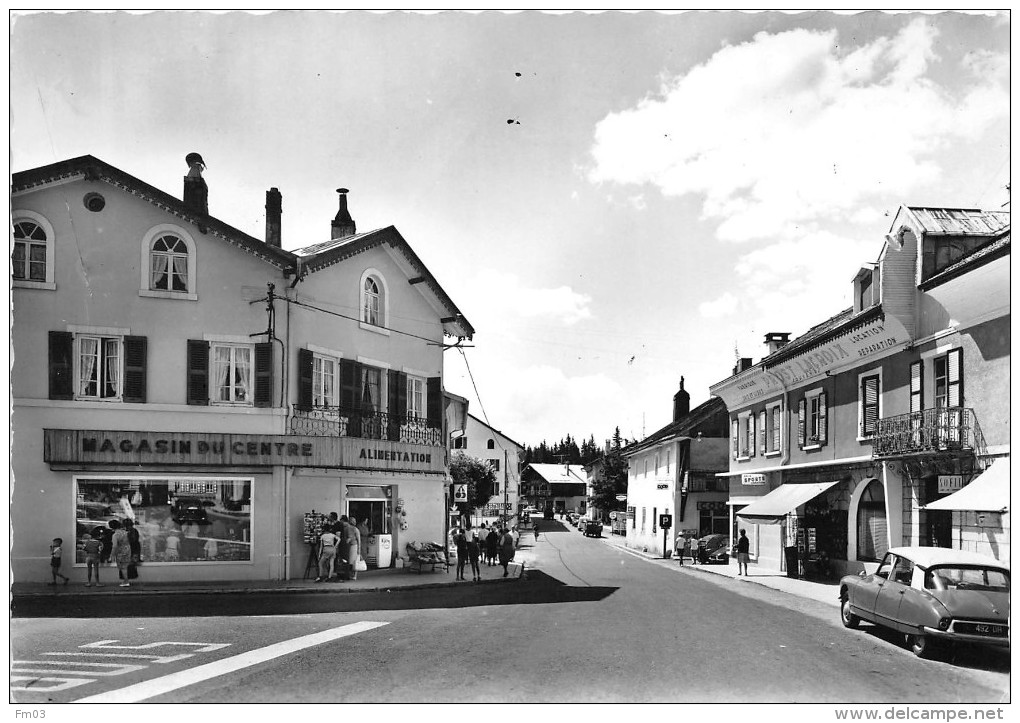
43,429 -> 446,473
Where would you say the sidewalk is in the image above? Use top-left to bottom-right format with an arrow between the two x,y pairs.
597,529 -> 840,608
11,552 -> 528,600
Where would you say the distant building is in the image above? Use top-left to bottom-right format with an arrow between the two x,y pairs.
520,464 -> 588,517
452,413 -> 524,523
621,377 -> 730,554
711,206 -> 1009,577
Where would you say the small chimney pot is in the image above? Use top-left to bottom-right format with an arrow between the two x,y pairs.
331,187 -> 356,239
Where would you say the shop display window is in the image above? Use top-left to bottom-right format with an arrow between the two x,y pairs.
74,477 -> 252,564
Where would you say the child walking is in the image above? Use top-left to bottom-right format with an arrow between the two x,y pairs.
83,531 -> 104,587
49,537 -> 70,585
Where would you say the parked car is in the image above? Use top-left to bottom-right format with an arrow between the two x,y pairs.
568,513 -> 580,526
577,517 -> 588,534
583,519 -> 603,537
839,546 -> 1010,658
696,534 -> 729,563
707,546 -> 730,565
171,497 -> 212,524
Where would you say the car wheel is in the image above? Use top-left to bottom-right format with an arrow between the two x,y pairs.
906,633 -> 935,659
840,596 -> 860,629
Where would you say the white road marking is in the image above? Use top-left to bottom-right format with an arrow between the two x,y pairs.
12,661 -> 148,676
11,676 -> 95,692
74,621 -> 390,703
43,651 -> 197,664
80,640 -> 231,654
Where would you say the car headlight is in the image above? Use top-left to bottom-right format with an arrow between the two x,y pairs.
937,617 -> 951,631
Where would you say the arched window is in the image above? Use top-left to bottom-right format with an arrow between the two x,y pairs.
12,219 -> 47,282
363,276 -> 381,326
150,234 -> 189,292
856,479 -> 888,562
487,439 -> 495,449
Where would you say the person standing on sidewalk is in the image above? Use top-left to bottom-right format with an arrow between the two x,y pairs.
467,529 -> 482,581
110,520 -> 133,587
453,526 -> 468,580
736,529 -> 750,576
315,524 -> 340,582
498,527 -> 515,577
48,537 -> 70,585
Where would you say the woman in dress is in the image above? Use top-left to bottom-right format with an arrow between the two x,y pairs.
498,527 -> 516,577
110,519 -> 133,587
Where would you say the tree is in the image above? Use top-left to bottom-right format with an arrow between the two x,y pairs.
590,427 -> 629,518
449,453 -> 497,515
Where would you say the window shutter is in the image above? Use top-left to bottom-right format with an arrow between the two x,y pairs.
297,348 -> 313,410
387,370 -> 407,441
426,376 -> 442,428
48,331 -> 74,400
254,342 -> 273,408
909,360 -> 923,414
798,399 -> 806,448
772,406 -> 782,452
947,348 -> 962,407
186,339 -> 209,406
861,376 -> 879,436
758,410 -> 767,455
818,391 -> 828,444
123,336 -> 147,403
731,419 -> 739,459
749,415 -> 756,457
339,359 -> 359,412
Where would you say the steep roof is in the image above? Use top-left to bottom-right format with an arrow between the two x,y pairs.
919,227 -> 1010,291
12,155 -> 295,269
904,207 -> 1009,237
523,464 -> 587,485
621,396 -> 728,457
466,413 -> 524,451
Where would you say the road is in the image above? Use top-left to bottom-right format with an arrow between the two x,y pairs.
11,521 -> 1010,705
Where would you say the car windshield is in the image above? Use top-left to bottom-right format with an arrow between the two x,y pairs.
924,566 -> 1010,593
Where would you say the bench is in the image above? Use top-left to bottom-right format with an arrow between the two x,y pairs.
405,542 -> 449,574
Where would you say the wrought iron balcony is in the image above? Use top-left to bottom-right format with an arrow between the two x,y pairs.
872,407 -> 976,458
289,405 -> 443,447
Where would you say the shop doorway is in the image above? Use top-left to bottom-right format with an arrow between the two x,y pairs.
855,479 -> 887,562
922,476 -> 952,548
345,486 -> 392,535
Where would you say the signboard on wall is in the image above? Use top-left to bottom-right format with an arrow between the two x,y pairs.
44,429 -> 447,473
938,475 -> 965,494
742,474 -> 767,486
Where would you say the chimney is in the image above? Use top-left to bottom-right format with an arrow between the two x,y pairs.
732,357 -> 753,376
673,376 -> 690,422
265,188 -> 282,248
183,152 -> 208,215
764,332 -> 791,355
331,187 -> 356,239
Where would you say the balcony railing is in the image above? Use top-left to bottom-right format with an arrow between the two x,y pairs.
872,407 -> 975,458
290,405 -> 443,447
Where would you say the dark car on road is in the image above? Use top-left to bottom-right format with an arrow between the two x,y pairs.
696,534 -> 729,564
582,518 -> 603,537
840,546 -> 1010,659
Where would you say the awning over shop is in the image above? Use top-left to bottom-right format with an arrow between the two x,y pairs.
736,480 -> 841,525
923,458 -> 1009,513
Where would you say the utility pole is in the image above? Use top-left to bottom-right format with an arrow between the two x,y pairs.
504,448 -> 510,524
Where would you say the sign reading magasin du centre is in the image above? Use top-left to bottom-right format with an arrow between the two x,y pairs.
44,429 -> 446,474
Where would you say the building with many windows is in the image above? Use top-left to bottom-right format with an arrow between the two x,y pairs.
451,413 -> 524,524
519,464 -> 588,518
710,206 -> 1009,578
620,378 -> 730,554
12,153 -> 473,583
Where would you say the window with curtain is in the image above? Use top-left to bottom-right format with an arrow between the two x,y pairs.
360,366 -> 382,412
77,335 -> 122,400
212,343 -> 252,404
934,349 -> 963,444
13,220 -> 47,281
363,277 -> 381,326
856,479 -> 888,562
312,354 -> 337,407
150,234 -> 189,292
406,375 -> 425,419
769,404 -> 782,452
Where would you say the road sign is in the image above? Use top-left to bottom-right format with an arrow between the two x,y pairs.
659,514 -> 672,529
452,484 -> 467,503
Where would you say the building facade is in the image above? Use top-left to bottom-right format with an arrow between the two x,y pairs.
621,378 -> 730,554
519,464 -> 588,517
452,413 -> 524,524
709,206 -> 1009,578
12,154 -> 473,583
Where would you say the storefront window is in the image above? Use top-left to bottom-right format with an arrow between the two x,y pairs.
74,477 -> 252,564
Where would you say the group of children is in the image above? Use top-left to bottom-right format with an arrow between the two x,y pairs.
50,518 -> 141,588
451,522 -> 520,581
49,530 -> 104,587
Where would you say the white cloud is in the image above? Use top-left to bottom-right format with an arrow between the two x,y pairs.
456,269 -> 592,326
698,292 -> 739,318
587,19 -> 1009,242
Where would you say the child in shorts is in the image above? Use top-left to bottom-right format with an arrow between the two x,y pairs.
83,531 -> 103,587
49,537 -> 70,585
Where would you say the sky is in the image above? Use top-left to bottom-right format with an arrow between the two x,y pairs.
10,10 -> 1011,449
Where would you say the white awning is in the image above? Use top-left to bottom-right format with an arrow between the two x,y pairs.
736,480 -> 842,525
923,458 -> 1009,513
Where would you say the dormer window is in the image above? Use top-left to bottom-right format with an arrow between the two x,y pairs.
853,265 -> 877,313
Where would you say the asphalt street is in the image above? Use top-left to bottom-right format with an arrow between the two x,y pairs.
11,521 -> 1010,704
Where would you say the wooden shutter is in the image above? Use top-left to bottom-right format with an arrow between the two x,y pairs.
122,336 -> 147,403
772,405 -> 782,452
339,359 -> 360,413
758,410 -> 767,455
861,375 -> 879,436
909,360 -> 923,413
186,340 -> 209,406
748,414 -> 756,457
426,376 -> 442,428
387,370 -> 407,441
48,331 -> 74,400
947,348 -> 963,407
254,342 -> 273,408
818,391 -> 828,444
297,348 -> 314,410
731,419 -> 739,459
797,399 -> 806,448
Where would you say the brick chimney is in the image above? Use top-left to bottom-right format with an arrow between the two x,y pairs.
764,332 -> 791,355
183,152 -> 208,215
266,188 -> 282,248
331,188 -> 356,239
732,357 -> 753,376
673,376 -> 690,422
